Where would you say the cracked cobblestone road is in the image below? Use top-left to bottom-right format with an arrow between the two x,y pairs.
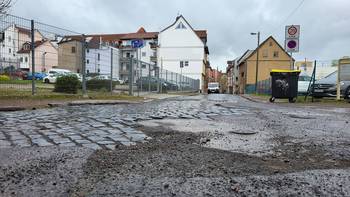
0,94 -> 247,150
1,94 -> 350,196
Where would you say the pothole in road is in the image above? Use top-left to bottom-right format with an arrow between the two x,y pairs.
138,118 -> 275,156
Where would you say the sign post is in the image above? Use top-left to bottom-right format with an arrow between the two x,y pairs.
285,25 -> 300,69
131,39 -> 144,96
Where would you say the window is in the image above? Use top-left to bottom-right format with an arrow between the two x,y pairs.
126,52 -> 130,57
262,49 -> 268,58
24,44 -> 30,50
142,52 -> 146,57
87,59 -> 89,64
269,41 -> 273,46
98,68 -> 100,73
176,22 -> 187,29
8,36 -> 11,42
273,51 -> 279,58
20,57 -> 23,62
25,57 -> 28,62
141,64 -> 146,69
9,48 -> 11,53
87,70 -> 90,74
87,49 -> 89,53
71,46 -> 76,53
97,53 -> 100,61
185,61 -> 189,66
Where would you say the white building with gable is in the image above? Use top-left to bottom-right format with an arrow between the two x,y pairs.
157,15 -> 209,91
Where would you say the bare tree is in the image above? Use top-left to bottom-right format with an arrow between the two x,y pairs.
0,0 -> 13,15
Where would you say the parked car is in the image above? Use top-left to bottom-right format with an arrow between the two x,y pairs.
312,71 -> 350,99
48,68 -> 72,75
298,73 -> 312,95
208,82 -> 220,94
43,72 -> 81,83
92,75 -> 119,82
25,72 -> 47,80
43,73 -> 61,83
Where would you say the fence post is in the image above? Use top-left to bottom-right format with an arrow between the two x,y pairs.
81,34 -> 87,97
148,64 -> 151,92
175,73 -> 178,91
160,58 -> 163,93
30,20 -> 35,95
110,47 -> 113,94
129,57 -> 133,96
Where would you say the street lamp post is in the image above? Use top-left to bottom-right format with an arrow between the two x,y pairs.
251,32 -> 260,94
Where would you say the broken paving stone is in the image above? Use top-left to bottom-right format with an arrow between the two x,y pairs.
82,143 -> 101,150
97,141 -> 115,145
199,137 -> 210,144
150,115 -> 164,120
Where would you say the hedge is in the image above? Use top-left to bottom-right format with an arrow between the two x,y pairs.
86,79 -> 118,91
0,75 -> 10,81
54,75 -> 80,94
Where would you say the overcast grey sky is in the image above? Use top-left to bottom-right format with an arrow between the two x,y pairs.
10,0 -> 350,71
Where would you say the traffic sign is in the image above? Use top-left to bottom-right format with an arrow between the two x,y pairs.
285,38 -> 299,52
131,39 -> 144,48
285,25 -> 300,39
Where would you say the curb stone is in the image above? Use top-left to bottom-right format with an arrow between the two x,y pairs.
0,106 -> 26,112
240,95 -> 268,104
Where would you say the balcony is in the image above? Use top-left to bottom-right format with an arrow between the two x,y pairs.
150,56 -> 157,63
150,42 -> 158,49
120,69 -> 129,75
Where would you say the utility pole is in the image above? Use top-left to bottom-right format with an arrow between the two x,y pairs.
251,31 -> 260,94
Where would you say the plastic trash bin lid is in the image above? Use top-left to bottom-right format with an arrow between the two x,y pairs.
271,69 -> 301,73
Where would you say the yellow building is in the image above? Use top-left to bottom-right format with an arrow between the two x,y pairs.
237,36 -> 294,94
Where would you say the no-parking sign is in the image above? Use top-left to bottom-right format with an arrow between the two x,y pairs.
285,25 -> 300,52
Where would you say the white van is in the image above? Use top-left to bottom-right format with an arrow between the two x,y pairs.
208,82 -> 220,94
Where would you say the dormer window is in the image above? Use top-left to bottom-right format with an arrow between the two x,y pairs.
176,22 -> 186,29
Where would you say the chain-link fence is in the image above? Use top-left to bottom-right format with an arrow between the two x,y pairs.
0,14 -> 199,100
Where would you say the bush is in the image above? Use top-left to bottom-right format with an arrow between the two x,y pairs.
54,75 -> 80,94
0,75 -> 10,81
87,79 -> 118,91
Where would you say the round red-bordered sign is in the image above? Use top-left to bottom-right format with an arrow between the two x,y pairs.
288,26 -> 298,36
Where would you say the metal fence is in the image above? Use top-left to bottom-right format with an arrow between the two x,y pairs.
0,14 -> 199,99
256,78 -> 271,95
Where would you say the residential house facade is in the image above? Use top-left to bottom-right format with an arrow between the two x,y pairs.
226,58 -> 241,94
0,25 -> 44,71
17,40 -> 58,72
118,27 -> 157,82
237,36 -> 294,94
56,15 -> 209,86
157,15 -> 209,91
57,37 -> 84,73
